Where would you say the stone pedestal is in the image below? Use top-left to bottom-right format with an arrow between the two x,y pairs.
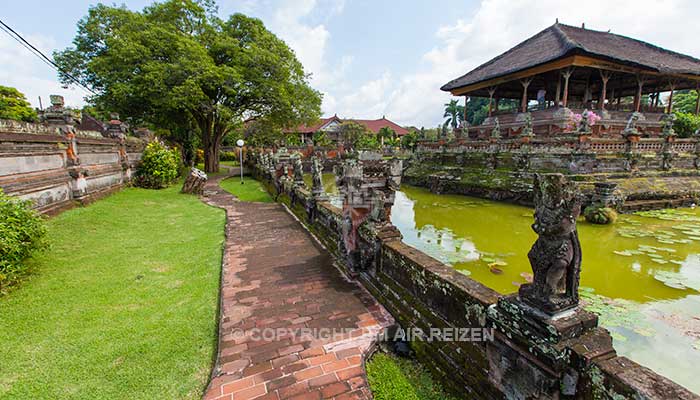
488,295 -> 613,397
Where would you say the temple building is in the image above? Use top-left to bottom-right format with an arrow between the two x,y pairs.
441,22 -> 700,138
289,114 -> 409,144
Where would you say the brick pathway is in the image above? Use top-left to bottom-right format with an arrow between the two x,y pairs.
201,172 -> 393,400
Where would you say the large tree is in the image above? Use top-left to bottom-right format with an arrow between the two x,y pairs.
0,86 -> 37,122
55,0 -> 321,172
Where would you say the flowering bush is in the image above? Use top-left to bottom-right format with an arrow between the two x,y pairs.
567,110 -> 601,131
135,140 -> 181,189
0,189 -> 47,293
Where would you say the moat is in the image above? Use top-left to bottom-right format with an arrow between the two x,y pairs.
306,172 -> 700,394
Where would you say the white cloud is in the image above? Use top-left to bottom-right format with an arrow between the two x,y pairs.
335,0 -> 700,127
0,32 -> 87,109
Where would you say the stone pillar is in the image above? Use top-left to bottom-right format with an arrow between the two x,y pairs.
337,153 -> 402,275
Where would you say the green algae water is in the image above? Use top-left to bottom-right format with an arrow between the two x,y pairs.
390,185 -> 700,394
307,173 -> 699,393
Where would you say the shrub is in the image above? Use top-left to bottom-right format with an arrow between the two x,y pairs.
195,148 -> 204,164
220,151 -> 238,161
584,205 -> 618,225
0,189 -> 47,292
673,112 -> 700,138
135,140 -> 181,189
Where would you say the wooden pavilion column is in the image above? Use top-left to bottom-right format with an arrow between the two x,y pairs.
555,73 -> 562,106
634,75 -> 647,112
695,83 -> 700,115
667,81 -> 677,114
464,95 -> 469,123
599,70 -> 612,110
561,68 -> 574,108
494,96 -> 500,113
520,78 -> 533,113
487,87 -> 497,117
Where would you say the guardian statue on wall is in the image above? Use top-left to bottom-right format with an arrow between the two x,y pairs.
519,173 -> 582,314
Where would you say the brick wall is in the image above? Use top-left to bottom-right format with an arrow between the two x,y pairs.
0,119 -> 145,214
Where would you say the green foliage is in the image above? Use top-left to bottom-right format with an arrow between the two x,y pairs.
338,121 -> 369,149
0,86 -> 37,122
312,131 -> 332,147
242,119 -> 286,147
672,90 -> 699,114
285,133 -> 302,147
219,151 -> 239,161
378,126 -> 396,140
135,140 -> 181,189
0,190 -> 47,293
673,112 -> 700,138
584,205 -> 618,225
55,1 -> 321,173
220,176 -> 273,202
366,352 -> 458,400
356,133 -> 381,150
0,183 -> 223,398
443,99 -> 464,129
401,130 -> 420,150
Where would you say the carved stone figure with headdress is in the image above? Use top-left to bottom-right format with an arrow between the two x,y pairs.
519,174 -> 582,314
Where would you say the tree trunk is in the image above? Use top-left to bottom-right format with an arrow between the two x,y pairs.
181,167 -> 208,195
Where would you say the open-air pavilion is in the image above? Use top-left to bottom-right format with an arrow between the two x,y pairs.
441,23 -> 700,138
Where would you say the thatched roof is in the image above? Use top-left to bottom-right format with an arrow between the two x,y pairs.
442,23 -> 700,93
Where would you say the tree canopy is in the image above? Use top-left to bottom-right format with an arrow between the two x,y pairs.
0,86 -> 37,122
55,0 -> 322,172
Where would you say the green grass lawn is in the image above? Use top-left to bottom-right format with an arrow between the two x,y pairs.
366,353 -> 458,400
0,184 -> 225,400
219,176 -> 273,202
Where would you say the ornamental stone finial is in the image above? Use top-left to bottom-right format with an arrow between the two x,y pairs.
518,173 -> 582,314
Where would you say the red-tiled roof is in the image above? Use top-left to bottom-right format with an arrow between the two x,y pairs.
293,116 -> 342,133
289,115 -> 409,136
349,118 -> 409,136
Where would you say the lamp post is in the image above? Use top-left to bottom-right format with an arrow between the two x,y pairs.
236,139 -> 245,184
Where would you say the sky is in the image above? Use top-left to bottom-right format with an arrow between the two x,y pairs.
2,0 -> 700,128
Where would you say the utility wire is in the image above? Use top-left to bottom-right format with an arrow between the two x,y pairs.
0,18 -> 97,95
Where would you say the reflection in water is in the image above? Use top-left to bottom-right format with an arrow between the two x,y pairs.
390,186 -> 700,394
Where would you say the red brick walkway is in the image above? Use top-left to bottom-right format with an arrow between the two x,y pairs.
201,172 -> 393,400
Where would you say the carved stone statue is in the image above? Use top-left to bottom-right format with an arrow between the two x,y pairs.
578,109 -> 592,133
311,156 -> 326,198
491,118 -> 501,139
521,113 -> 534,137
661,113 -> 676,137
369,189 -> 388,223
519,174 -> 582,314
292,154 -> 304,185
623,112 -> 642,136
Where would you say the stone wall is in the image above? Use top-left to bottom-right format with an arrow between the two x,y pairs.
250,157 -> 698,400
0,119 -> 145,214
408,134 -> 700,210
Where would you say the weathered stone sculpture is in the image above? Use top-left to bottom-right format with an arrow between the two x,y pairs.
661,113 -> 677,137
520,113 -> 534,137
491,118 -> 501,139
181,167 -> 208,195
292,154 -> 305,186
623,112 -> 642,136
577,109 -> 592,133
311,156 -> 326,199
519,173 -> 582,314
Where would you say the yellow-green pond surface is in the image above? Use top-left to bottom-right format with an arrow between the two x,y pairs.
308,173 -> 699,394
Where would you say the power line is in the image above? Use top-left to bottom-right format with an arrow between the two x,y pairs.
0,18 -> 97,95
